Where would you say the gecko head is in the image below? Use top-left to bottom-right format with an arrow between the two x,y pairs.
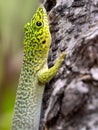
24,5 -> 51,59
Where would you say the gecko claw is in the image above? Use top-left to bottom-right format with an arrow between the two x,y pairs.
60,51 -> 66,59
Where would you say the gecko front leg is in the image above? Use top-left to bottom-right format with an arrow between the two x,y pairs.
37,52 -> 66,84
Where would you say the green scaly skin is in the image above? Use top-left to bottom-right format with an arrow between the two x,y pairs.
11,5 -> 66,130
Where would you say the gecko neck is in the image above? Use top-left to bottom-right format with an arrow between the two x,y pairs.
11,53 -> 45,130
23,47 -> 48,71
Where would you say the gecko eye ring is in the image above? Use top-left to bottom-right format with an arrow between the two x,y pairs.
36,21 -> 42,26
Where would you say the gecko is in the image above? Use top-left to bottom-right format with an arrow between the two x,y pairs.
11,5 -> 66,130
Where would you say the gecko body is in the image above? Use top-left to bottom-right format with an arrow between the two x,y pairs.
11,5 -> 65,130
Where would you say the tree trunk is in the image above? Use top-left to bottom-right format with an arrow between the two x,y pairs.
41,0 -> 98,130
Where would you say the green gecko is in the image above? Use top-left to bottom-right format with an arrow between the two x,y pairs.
11,5 -> 66,130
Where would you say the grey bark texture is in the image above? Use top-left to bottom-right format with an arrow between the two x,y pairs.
41,0 -> 98,130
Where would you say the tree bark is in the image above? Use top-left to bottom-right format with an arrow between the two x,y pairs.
41,0 -> 98,130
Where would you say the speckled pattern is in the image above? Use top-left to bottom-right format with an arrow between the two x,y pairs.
11,5 -> 65,130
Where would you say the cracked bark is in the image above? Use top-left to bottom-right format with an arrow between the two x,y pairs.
40,0 -> 98,130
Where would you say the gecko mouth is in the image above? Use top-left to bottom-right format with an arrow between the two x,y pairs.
41,5 -> 49,27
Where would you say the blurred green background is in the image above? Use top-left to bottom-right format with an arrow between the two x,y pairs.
0,0 -> 39,129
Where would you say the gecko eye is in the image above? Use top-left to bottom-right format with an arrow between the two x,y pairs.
36,21 -> 42,26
